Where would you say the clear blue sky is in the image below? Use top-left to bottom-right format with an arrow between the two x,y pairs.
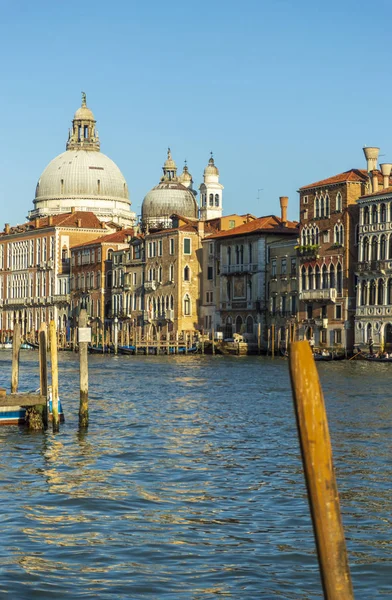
1,0 -> 391,225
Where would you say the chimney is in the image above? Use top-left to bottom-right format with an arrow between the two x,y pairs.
48,215 -> 53,226
34,217 -> 40,229
198,220 -> 205,238
4,223 -> 10,234
71,206 -> 76,214
372,170 -> 379,193
77,218 -> 82,228
363,146 -> 380,172
279,196 -> 288,226
380,163 -> 392,189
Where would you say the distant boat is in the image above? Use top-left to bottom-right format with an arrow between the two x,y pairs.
0,391 -> 64,426
118,345 -> 136,355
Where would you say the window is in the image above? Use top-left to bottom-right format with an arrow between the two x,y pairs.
303,196 -> 308,205
215,194 -> 219,207
158,266 -> 163,283
209,243 -> 214,255
290,258 -> 296,276
183,238 -> 191,254
336,192 -> 342,212
335,304 -> 342,319
207,266 -> 213,280
184,266 -> 190,281
321,330 -> 327,344
169,238 -> 174,255
323,230 -> 330,243
271,259 -> 277,278
206,291 -> 214,303
184,294 -> 191,315
303,209 -> 308,220
133,272 -> 137,286
209,193 -> 214,206
290,295 -> 297,315
335,329 -> 342,344
307,304 -> 312,319
158,240 -> 163,256
281,258 -> 287,275
169,264 -> 174,282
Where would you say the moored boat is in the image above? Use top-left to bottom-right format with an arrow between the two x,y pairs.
0,392 -> 64,426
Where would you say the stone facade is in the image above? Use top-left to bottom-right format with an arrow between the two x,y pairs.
355,186 -> 392,351
297,171 -> 368,353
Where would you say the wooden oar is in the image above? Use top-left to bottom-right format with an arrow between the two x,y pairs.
288,341 -> 354,600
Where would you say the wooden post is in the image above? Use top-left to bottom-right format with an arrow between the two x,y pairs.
175,331 -> 178,354
114,317 -> 118,355
271,324 -> 275,358
184,331 -> 188,355
267,327 -> 270,355
257,322 -> 261,355
212,328 -> 215,355
11,321 -> 21,393
166,324 -> 170,355
201,328 -> 205,355
288,341 -> 354,600
49,320 -> 60,432
78,309 -> 89,428
39,323 -> 48,428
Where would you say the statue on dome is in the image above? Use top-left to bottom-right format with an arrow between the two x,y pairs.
81,91 -> 87,106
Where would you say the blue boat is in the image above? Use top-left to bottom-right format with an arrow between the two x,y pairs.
0,391 -> 64,426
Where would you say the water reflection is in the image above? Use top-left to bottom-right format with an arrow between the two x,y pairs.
0,352 -> 391,598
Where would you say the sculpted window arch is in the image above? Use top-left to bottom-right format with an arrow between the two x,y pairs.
301,266 -> 307,290
336,192 -> 342,212
363,206 -> 370,224
372,205 -> 378,224
371,236 -> 377,261
381,203 -> 387,223
380,235 -> 386,260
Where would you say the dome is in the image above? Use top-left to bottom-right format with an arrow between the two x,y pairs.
142,181 -> 198,221
35,150 -> 129,202
204,156 -> 219,178
30,94 -> 135,226
73,105 -> 95,121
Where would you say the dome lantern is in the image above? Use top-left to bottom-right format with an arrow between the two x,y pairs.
66,92 -> 100,152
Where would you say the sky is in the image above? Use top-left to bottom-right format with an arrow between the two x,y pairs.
1,0 -> 392,226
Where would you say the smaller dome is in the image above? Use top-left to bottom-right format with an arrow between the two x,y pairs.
74,105 -> 95,121
178,164 -> 192,184
204,156 -> 219,177
163,147 -> 176,171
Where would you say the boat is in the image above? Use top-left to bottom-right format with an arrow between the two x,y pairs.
314,351 -> 345,361
21,342 -> 36,350
118,345 -> 136,355
88,345 -> 113,354
365,354 -> 392,363
0,391 -> 65,426
0,342 -> 12,350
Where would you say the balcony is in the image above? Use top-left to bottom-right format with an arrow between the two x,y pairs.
296,245 -> 320,260
356,260 -> 392,274
144,280 -> 158,292
299,288 -> 337,303
53,294 -> 70,304
221,263 -> 258,275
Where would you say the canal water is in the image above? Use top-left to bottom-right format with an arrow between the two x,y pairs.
0,352 -> 391,599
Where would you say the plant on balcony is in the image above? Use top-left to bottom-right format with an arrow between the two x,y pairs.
331,242 -> 343,249
296,244 -> 320,256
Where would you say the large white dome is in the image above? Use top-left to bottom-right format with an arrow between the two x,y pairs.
29,95 -> 135,227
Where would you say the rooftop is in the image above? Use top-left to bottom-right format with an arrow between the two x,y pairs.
299,169 -> 370,191
207,215 -> 298,240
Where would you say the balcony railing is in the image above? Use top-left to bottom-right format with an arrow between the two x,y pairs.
299,288 -> 337,303
221,263 -> 258,275
356,259 -> 392,273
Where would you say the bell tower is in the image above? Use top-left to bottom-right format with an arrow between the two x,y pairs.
199,153 -> 223,221
66,92 -> 100,152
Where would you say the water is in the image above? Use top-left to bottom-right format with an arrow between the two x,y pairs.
0,352 -> 391,599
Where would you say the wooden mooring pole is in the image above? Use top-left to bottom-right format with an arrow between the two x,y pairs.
288,341 -> 354,600
11,321 -> 21,393
257,322 -> 261,355
39,323 -> 48,428
49,321 -> 60,432
78,309 -> 89,428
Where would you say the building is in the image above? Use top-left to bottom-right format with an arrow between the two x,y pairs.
297,167 -> 372,353
30,93 -> 135,227
204,198 -> 298,344
266,235 -> 299,350
355,149 -> 392,351
0,211 -> 114,339
70,229 -> 134,339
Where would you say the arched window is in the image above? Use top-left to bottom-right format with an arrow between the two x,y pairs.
315,265 -> 320,289
308,266 -> 314,289
225,316 -> 233,338
371,237 -> 377,261
301,266 -> 307,290
301,228 -> 307,246
388,278 -> 392,305
378,279 -> 384,305
184,294 -> 191,315
380,235 -> 386,260
363,237 -> 369,262
381,203 -> 387,223
320,196 -> 325,218
385,323 -> 392,346
311,227 -> 315,245
372,205 -> 377,224
306,228 -> 311,245
336,263 -> 342,295
235,315 -> 243,333
363,206 -> 370,224
184,266 -> 190,281
322,264 -> 328,288
215,194 -> 219,207
360,280 -> 366,306
315,197 -> 320,218
97,271 -> 101,288
367,323 -> 372,341
235,245 -> 240,264
246,315 -> 254,334
315,226 -> 319,245
369,280 -> 376,305
389,236 -> 392,261
228,246 -> 231,265
209,193 -> 214,206
336,192 -> 342,212
325,195 -> 330,217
